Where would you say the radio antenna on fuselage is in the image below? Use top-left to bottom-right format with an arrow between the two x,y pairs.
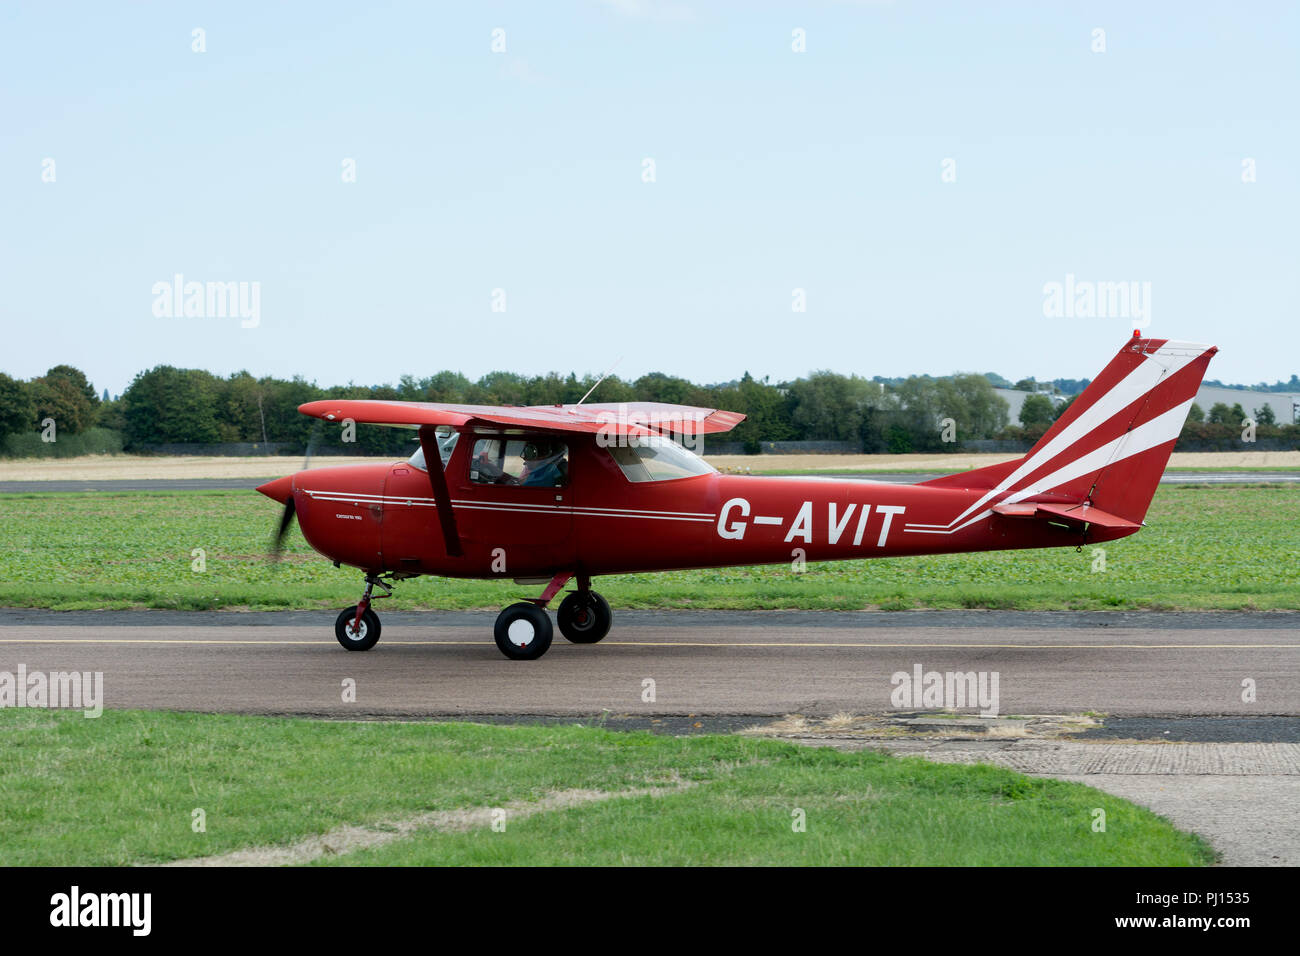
575,356 -> 623,407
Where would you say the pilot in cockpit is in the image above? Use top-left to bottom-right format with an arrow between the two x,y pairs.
518,440 -> 566,487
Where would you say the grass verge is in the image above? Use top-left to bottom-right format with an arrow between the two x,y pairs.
0,485 -> 1296,611
0,710 -> 1213,866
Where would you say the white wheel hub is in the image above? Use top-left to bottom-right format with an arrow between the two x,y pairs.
507,618 -> 535,647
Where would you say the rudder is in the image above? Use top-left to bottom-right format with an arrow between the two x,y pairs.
919,334 -> 1218,529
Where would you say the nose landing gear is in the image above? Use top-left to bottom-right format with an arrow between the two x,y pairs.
335,574 -> 391,651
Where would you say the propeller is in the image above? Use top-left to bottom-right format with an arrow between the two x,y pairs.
270,497 -> 296,561
267,420 -> 324,563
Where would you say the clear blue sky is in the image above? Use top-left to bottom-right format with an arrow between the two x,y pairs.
2,1 -> 1296,397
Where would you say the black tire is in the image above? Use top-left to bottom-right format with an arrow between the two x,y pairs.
335,605 -> 381,651
557,590 -> 612,644
494,602 -> 554,660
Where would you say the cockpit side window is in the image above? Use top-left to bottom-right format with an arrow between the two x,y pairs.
469,437 -> 569,487
406,427 -> 459,472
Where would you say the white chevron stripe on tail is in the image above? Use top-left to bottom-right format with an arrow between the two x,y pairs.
909,397 -> 1195,536
907,342 -> 1210,531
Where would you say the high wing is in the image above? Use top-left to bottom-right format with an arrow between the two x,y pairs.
296,399 -> 745,436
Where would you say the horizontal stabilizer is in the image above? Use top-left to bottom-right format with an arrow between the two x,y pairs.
991,501 -> 1140,531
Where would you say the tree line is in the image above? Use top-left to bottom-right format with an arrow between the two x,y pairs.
0,364 -> 1294,457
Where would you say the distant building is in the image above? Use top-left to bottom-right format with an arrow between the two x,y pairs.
993,387 -> 1065,424
1193,386 -> 1298,425
994,385 -> 1298,425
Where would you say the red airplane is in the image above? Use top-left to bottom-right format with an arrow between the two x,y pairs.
257,333 -> 1217,660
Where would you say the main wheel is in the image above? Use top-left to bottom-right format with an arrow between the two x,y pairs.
557,590 -> 612,644
494,602 -> 554,660
335,605 -> 381,651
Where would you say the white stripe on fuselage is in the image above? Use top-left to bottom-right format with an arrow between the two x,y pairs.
301,490 -> 715,522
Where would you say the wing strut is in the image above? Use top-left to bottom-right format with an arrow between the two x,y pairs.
418,425 -> 463,557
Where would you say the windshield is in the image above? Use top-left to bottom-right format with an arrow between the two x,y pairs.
406,428 -> 459,471
607,440 -> 715,482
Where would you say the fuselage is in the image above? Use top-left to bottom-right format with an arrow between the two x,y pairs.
259,431 -> 1135,580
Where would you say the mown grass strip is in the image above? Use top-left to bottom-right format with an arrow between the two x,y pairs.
0,485 -> 1295,611
0,710 -> 1212,866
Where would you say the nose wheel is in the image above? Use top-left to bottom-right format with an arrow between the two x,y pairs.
335,605 -> 381,651
334,574 -> 391,651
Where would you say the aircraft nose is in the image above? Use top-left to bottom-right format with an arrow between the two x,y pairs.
256,474 -> 295,505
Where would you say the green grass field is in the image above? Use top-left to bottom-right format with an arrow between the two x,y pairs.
0,710 -> 1214,866
0,485 -> 1295,611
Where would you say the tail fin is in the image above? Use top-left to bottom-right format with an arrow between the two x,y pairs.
922,335 -> 1217,526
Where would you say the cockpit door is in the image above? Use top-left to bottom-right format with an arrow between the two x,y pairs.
450,433 -> 576,572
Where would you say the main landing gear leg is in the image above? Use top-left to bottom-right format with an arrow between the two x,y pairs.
493,572 -> 572,661
492,572 -> 615,659
335,573 -> 391,651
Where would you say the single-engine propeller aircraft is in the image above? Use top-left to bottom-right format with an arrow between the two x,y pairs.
258,334 -> 1217,660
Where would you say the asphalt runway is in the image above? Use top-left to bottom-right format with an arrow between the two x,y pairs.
1,471 -> 1295,493
8,608 -> 1297,864
4,609 -> 1297,720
